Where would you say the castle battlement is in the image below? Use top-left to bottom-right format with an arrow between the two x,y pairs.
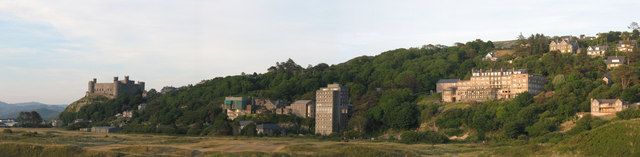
87,76 -> 145,99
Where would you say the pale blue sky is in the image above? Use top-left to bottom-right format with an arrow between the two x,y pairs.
0,0 -> 638,104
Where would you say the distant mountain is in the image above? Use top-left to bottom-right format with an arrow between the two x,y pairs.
0,101 -> 67,120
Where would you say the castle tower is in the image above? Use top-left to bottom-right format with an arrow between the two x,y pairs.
113,76 -> 120,96
125,76 -> 130,83
87,78 -> 97,95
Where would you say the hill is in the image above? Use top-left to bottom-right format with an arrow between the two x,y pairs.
556,119 -> 640,156
60,31 -> 640,141
63,95 -> 110,113
0,102 -> 67,120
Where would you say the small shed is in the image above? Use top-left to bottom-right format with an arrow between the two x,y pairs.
91,127 -> 120,133
256,123 -> 281,135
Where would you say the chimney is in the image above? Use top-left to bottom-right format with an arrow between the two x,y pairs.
125,76 -> 130,82
114,77 -> 119,82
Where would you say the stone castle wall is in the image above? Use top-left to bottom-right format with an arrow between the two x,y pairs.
87,76 -> 145,99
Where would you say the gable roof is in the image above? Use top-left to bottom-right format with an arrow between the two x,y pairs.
588,45 -> 608,50
618,40 -> 637,45
594,99 -> 619,104
292,100 -> 312,105
257,123 -> 280,129
606,56 -> 625,64
239,120 -> 254,127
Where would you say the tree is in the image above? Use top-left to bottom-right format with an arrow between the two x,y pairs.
617,108 -> 640,120
621,85 -> 640,102
525,118 -> 558,137
569,115 -> 607,134
629,22 -> 640,31
17,111 -> 44,127
612,65 -> 638,89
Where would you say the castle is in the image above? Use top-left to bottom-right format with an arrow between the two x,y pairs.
438,69 -> 546,102
87,76 -> 145,98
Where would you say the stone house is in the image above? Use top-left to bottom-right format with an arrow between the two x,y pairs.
549,38 -> 579,54
289,100 -> 315,118
590,99 -> 630,116
606,56 -> 625,69
484,52 -> 498,61
617,40 -> 637,53
586,46 -> 608,57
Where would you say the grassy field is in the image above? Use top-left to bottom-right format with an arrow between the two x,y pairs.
0,128 -> 578,157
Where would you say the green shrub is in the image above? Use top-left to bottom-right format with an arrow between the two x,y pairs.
616,108 -> 640,120
399,131 -> 449,144
399,131 -> 422,144
3,129 -> 13,134
557,120 -> 640,156
568,115 -> 607,134
441,128 -> 463,136
525,118 -> 559,137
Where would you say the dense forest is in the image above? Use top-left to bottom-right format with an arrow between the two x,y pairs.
59,28 -> 640,143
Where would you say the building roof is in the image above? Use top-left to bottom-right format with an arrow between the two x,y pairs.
292,100 -> 312,105
593,99 -> 621,104
437,79 -> 460,83
606,56 -> 625,64
618,40 -> 637,45
588,45 -> 608,50
239,121 -> 254,127
92,126 -> 117,129
257,123 -> 280,130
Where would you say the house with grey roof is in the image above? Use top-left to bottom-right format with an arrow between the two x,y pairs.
606,56 -> 625,69
91,126 -> 120,133
549,38 -> 579,54
256,123 -> 281,136
617,40 -> 637,53
590,99 -> 634,116
586,46 -> 608,57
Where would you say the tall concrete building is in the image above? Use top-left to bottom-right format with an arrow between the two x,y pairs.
315,83 -> 350,135
86,76 -> 145,99
438,69 -> 546,102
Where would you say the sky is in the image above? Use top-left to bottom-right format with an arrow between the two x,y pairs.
0,0 -> 638,104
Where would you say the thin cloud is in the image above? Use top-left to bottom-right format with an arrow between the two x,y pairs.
0,0 -> 638,104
